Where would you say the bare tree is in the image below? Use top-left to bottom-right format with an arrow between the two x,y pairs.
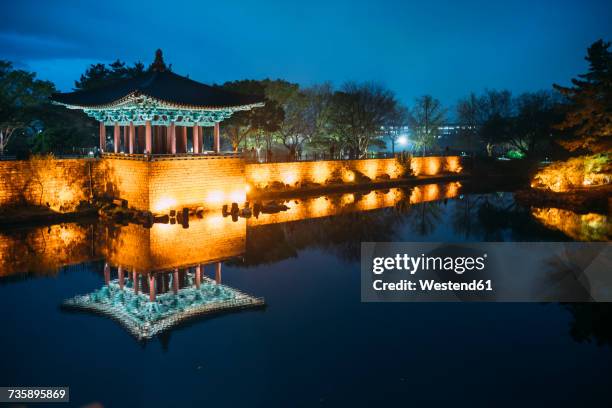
330,82 -> 398,158
385,104 -> 409,154
409,95 -> 446,156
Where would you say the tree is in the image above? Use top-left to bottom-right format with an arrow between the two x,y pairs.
329,82 -> 397,158
408,95 -> 445,156
456,92 -> 483,154
74,59 -> 146,91
0,61 -> 56,155
385,104 -> 409,154
553,39 -> 612,153
267,82 -> 334,159
510,91 -> 563,157
221,79 -> 284,153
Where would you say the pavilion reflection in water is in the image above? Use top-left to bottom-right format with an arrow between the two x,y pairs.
62,214 -> 264,340
63,266 -> 264,340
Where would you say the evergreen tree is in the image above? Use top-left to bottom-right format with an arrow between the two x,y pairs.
553,39 -> 612,152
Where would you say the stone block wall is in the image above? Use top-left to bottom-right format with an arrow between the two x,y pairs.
147,156 -> 245,213
245,156 -> 461,189
0,158 -> 92,212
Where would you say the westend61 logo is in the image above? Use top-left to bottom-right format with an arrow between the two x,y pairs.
372,253 -> 488,275
361,242 -> 612,302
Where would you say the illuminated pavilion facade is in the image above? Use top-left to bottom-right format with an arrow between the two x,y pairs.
51,50 -> 264,155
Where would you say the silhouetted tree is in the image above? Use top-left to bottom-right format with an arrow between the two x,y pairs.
74,59 -> 146,90
329,82 -> 398,158
408,95 -> 445,156
554,39 -> 612,153
220,79 -> 284,152
0,61 -> 56,155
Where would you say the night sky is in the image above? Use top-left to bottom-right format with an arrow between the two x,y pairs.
3,0 -> 611,107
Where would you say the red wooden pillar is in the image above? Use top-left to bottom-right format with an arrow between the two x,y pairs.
169,123 -> 176,154
145,120 -> 152,154
133,270 -> 139,294
99,122 -> 106,152
215,262 -> 222,284
122,126 -> 128,152
213,122 -> 220,153
129,122 -> 135,154
113,123 -> 120,153
193,125 -> 200,154
181,127 -> 187,153
173,268 -> 179,293
104,263 -> 111,285
118,266 -> 124,290
148,274 -> 156,301
195,265 -> 201,289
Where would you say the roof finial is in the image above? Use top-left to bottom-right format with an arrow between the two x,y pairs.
150,49 -> 167,72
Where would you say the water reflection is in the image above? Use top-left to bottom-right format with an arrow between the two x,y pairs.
63,266 -> 263,340
0,181 -> 609,341
531,207 -> 611,241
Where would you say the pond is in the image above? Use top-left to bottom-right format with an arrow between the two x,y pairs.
0,182 -> 610,407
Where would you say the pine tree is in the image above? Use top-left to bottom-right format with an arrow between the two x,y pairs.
553,40 -> 612,153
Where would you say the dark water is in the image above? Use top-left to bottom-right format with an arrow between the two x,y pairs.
1,184 -> 611,407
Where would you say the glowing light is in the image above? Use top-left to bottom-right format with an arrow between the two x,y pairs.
250,167 -> 270,188
423,184 -> 440,201
398,136 -> 408,146
312,163 -> 330,184
342,169 -> 355,183
361,161 -> 379,180
245,184 -> 251,193
229,190 -> 246,204
153,197 -> 177,213
445,156 -> 462,173
341,193 -> 355,206
282,172 -> 297,186
206,191 -> 224,205
310,196 -> 330,216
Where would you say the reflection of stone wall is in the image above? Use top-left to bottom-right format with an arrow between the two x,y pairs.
0,159 -> 92,211
0,223 -> 95,277
106,213 -> 246,272
248,182 -> 462,227
245,156 -> 462,189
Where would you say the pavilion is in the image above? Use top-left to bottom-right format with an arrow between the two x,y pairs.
51,50 -> 264,155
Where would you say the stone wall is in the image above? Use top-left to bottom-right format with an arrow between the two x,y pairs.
0,155 -> 461,215
245,156 -> 461,189
95,156 -> 246,213
0,158 -> 93,212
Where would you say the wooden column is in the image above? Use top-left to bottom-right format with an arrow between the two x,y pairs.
193,125 -> 200,154
145,120 -> 152,154
215,262 -> 222,284
118,266 -> 124,290
133,270 -> 139,294
173,268 -> 179,294
169,123 -> 176,154
213,122 -> 220,153
195,265 -> 201,289
148,274 -> 156,302
113,123 -> 120,153
129,122 -> 135,154
104,263 -> 111,285
122,126 -> 128,152
181,126 -> 187,153
99,122 -> 106,152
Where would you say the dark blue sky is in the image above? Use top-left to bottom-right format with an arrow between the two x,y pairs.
3,0 -> 611,107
